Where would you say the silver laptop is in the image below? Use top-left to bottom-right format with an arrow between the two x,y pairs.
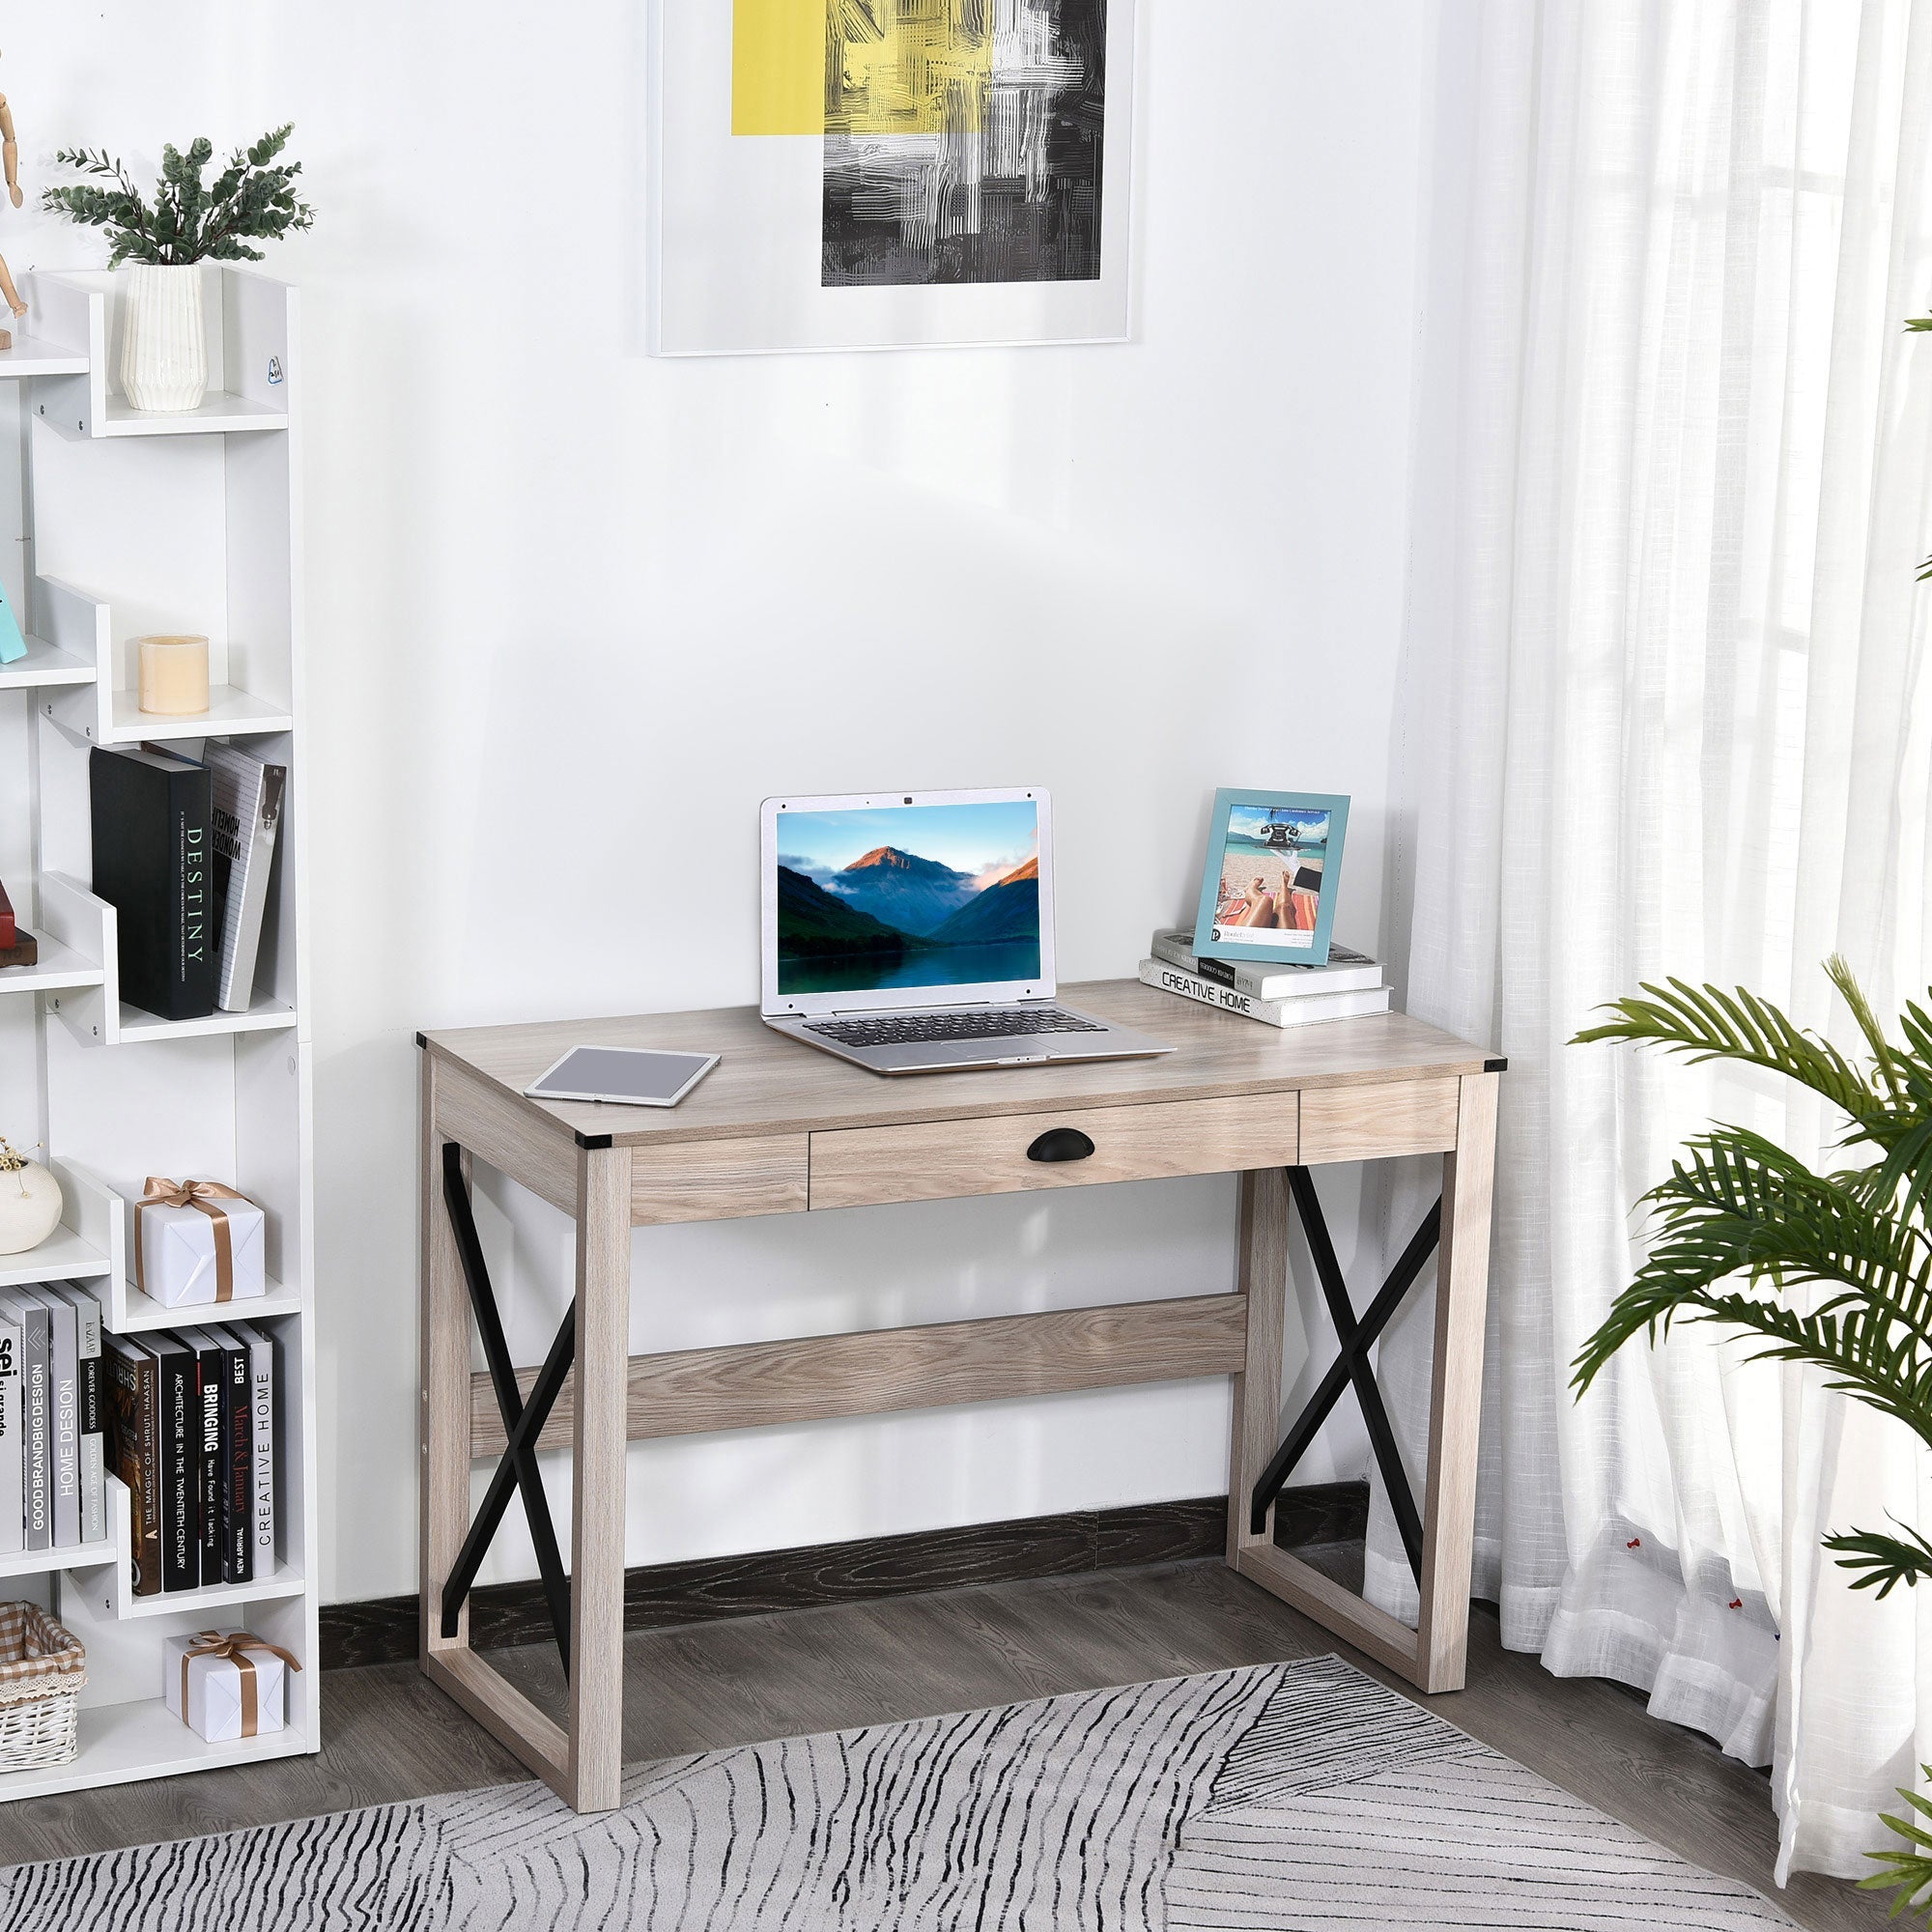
760,787 -> 1173,1075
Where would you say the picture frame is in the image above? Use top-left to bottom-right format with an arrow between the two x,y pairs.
646,0 -> 1136,356
1192,789 -> 1350,968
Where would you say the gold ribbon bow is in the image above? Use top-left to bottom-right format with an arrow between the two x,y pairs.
135,1177 -> 247,1302
180,1630 -> 301,1739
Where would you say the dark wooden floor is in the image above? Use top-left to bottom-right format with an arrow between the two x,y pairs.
0,1559 -> 1885,1928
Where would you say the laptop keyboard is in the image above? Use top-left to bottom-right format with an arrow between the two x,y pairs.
806,1008 -> 1106,1049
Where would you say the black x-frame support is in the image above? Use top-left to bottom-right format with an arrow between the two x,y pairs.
437,1140 -> 578,1673
1247,1166 -> 1444,1584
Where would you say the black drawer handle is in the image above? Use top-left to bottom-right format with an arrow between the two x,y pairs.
1028,1127 -> 1095,1164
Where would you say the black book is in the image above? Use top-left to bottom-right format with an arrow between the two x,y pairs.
177,1327 -> 226,1584
70,1305 -> 102,1438
89,745 -> 216,1022
205,1323 -> 253,1584
153,1331 -> 198,1591
104,1335 -> 161,1595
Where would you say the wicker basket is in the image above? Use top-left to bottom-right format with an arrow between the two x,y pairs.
0,1602 -> 86,1771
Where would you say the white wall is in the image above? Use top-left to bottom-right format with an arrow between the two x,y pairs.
0,0 -> 1436,1603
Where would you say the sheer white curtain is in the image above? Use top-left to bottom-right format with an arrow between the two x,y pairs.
1371,0 -> 1932,1882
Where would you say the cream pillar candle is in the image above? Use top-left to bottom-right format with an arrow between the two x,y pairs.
136,635 -> 210,716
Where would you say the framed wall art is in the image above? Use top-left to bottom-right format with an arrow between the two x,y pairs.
648,0 -> 1135,355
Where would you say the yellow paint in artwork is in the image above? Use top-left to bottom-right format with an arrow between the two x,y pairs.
733,0 -> 994,138
733,0 -> 830,135
831,0 -> 993,134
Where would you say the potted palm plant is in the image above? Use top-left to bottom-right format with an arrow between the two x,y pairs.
1573,960 -> 1932,1917
40,126 -> 315,412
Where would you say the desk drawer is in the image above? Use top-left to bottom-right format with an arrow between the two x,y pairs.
1297,1077 -> 1461,1164
632,1134 -> 809,1226
808,1095 -> 1299,1210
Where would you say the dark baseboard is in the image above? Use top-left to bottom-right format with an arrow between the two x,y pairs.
319,1481 -> 1371,1672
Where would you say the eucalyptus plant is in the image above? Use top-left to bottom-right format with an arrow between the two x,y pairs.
40,124 -> 314,266
1572,958 -> 1932,1916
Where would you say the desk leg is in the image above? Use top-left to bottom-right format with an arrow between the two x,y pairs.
419,1055 -> 472,1666
1415,1069 -> 1500,1691
1226,1168 -> 1289,1567
1225,1071 -> 1502,1693
418,1053 -> 633,1811
566,1142 -> 633,1812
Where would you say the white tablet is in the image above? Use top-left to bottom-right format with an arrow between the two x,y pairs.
523,1046 -> 720,1108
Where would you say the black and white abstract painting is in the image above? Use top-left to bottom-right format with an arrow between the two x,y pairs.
648,0 -> 1134,355
820,0 -> 1109,289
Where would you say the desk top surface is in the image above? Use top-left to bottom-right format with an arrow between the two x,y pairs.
419,980 -> 1498,1151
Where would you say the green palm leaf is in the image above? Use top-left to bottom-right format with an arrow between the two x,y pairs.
1572,975 -> 1887,1137
1825,1525 -> 1932,1599
1572,1125 -> 1932,1440
1829,955 -> 1910,1103
1867,997 -> 1932,1223
1862,1776 -> 1932,1918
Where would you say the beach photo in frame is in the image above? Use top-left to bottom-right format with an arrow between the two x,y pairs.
647,0 -> 1136,355
1192,790 -> 1350,968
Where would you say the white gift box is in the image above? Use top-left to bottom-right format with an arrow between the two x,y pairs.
163,1631 -> 289,1741
134,1187 -> 266,1307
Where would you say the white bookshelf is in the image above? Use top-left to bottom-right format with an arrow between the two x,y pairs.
0,263 -> 317,1802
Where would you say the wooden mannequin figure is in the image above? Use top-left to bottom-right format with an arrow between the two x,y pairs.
0,61 -> 30,350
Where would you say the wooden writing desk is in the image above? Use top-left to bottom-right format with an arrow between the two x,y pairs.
416,979 -> 1502,1813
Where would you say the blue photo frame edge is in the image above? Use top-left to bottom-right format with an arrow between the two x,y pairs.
1191,788 -> 1352,969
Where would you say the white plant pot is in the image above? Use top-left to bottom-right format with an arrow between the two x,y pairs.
119,263 -> 208,412
0,1159 -> 62,1255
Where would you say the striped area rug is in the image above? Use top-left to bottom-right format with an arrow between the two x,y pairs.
0,1656 -> 1792,1929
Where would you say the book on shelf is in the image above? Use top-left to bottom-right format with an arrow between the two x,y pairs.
212,1322 -> 253,1583
0,1299 -> 281,1580
0,1298 -> 19,1556
1,1290 -> 50,1551
0,873 -> 14,951
207,742 -> 286,1014
89,743 -> 216,1022
1137,957 -> 1394,1029
95,1320 -> 279,1592
1148,928 -> 1384,1000
104,1332 -> 161,1595
80,1413 -> 103,1547
154,1328 -> 198,1590
28,1285 -> 80,1549
177,1325 -> 227,1586
0,932 -> 38,969
47,1282 -> 106,1547
180,1322 -> 252,1585
231,1319 -> 276,1573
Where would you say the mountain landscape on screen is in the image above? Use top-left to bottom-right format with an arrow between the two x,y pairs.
830,847 -> 978,934
776,811 -> 1043,997
929,856 -> 1038,944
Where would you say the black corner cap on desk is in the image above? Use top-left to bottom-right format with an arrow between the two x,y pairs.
1485,1056 -> 1508,1072
416,1028 -> 611,1146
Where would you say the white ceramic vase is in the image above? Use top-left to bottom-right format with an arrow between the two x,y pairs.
0,1157 -> 61,1255
120,263 -> 207,412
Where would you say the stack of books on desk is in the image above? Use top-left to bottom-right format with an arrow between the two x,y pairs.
1139,929 -> 1393,1030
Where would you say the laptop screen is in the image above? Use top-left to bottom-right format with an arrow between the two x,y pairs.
775,799 -> 1042,997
